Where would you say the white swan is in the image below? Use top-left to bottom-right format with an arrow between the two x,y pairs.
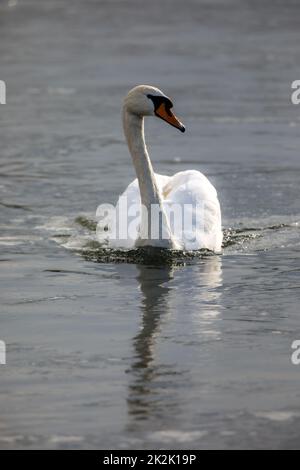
104,85 -> 222,252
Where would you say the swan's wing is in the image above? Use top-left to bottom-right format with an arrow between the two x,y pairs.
104,170 -> 222,252
161,170 -> 223,251
118,174 -> 171,209
104,174 -> 171,248
109,178 -> 141,248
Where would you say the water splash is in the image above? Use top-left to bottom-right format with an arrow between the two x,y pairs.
37,214 -> 300,265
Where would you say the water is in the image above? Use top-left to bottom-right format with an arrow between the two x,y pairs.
0,0 -> 300,449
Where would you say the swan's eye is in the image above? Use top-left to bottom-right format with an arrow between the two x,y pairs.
147,94 -> 174,113
165,98 -> 174,110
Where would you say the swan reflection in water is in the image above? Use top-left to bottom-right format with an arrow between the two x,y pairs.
126,256 -> 223,424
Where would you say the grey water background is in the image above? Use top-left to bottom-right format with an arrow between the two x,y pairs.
0,0 -> 300,449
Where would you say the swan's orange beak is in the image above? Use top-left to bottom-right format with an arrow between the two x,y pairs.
155,103 -> 185,133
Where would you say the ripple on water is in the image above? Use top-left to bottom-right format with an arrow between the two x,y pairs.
35,213 -> 300,265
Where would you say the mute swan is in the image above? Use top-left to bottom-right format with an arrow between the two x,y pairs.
104,85 -> 222,252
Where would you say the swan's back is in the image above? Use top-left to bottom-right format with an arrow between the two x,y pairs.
161,170 -> 222,251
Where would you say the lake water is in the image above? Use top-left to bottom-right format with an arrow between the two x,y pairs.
0,0 -> 300,450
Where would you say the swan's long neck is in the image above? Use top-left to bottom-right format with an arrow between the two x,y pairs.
123,109 -> 161,209
122,108 -> 176,248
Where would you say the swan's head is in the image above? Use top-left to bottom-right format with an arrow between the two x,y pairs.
123,85 -> 185,133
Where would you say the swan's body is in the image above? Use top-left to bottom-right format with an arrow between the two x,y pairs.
104,85 -> 222,252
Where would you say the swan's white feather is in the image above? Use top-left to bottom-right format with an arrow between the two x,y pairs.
108,169 -> 222,252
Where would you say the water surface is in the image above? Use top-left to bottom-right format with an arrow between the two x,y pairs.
0,0 -> 300,449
